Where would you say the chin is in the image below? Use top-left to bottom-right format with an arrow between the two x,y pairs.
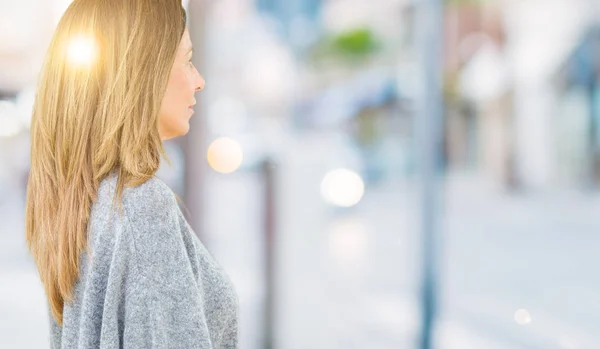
162,124 -> 190,141
177,121 -> 190,136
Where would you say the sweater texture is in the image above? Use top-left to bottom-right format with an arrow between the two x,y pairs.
49,173 -> 239,349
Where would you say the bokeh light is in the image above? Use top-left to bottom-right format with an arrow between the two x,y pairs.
514,309 -> 532,325
321,168 -> 365,207
207,137 -> 244,174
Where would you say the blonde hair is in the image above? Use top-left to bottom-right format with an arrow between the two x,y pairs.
25,0 -> 187,326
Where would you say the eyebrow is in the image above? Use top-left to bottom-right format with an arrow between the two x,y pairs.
186,47 -> 194,55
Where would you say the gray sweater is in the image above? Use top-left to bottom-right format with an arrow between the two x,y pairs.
49,173 -> 239,348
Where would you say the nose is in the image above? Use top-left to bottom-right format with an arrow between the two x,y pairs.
195,75 -> 205,92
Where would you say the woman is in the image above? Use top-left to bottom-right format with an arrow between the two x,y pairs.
25,0 -> 239,348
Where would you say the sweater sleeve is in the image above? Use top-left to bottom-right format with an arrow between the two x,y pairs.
119,179 -> 213,349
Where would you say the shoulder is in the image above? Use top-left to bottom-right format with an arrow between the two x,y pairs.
122,176 -> 176,210
91,175 -> 184,282
118,176 -> 180,231
96,173 -> 178,221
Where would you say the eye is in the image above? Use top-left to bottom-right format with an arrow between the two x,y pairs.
188,58 -> 194,67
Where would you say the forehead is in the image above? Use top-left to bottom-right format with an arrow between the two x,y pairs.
179,28 -> 192,52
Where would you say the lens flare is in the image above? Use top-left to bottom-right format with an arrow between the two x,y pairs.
66,35 -> 97,67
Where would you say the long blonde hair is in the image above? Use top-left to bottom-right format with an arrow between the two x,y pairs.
25,0 -> 187,326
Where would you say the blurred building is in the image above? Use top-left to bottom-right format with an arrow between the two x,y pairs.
444,3 -> 515,188
554,26 -> 600,188
442,0 -> 600,192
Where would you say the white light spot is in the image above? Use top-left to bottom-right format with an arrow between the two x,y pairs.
321,169 -> 365,207
207,137 -> 243,174
514,309 -> 532,325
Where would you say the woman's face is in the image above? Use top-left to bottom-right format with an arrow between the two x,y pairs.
158,28 -> 205,141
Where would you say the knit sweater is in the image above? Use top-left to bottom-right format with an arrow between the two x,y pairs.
49,173 -> 239,349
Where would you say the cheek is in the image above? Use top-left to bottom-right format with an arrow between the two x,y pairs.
173,70 -> 192,97
162,71 -> 190,114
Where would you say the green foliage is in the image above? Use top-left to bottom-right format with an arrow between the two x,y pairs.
309,27 -> 381,66
332,28 -> 378,56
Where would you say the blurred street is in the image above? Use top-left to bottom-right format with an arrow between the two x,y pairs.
3,0 -> 600,348
2,134 -> 600,349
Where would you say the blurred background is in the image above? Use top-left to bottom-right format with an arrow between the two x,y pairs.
2,0 -> 600,348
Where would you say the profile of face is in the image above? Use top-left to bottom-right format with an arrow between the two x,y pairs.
157,28 -> 205,141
